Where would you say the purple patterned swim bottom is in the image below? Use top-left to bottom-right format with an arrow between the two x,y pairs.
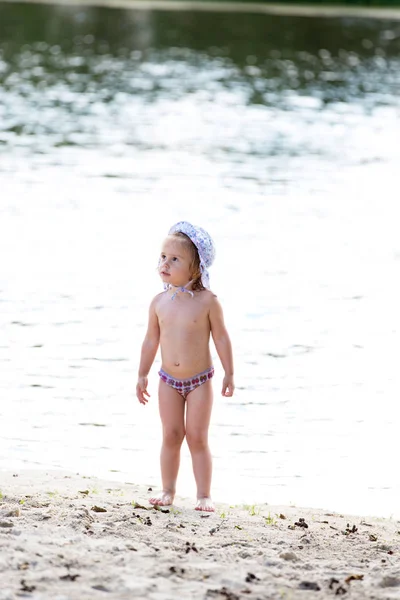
158,366 -> 214,400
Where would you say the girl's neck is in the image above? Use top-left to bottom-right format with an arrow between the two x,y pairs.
166,279 -> 194,300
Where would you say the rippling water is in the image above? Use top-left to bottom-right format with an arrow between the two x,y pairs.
1,3 -> 400,517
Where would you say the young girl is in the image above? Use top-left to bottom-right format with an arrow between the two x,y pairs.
136,221 -> 234,512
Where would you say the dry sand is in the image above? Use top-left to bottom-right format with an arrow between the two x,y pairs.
0,470 -> 399,600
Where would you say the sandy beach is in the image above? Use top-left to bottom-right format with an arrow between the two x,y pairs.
0,470 -> 399,599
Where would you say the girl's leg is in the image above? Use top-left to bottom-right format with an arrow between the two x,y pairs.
149,380 -> 185,506
185,380 -> 214,512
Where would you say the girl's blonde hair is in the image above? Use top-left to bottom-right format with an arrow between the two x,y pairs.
171,232 -> 205,291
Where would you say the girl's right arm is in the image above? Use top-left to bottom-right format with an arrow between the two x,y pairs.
136,297 -> 160,405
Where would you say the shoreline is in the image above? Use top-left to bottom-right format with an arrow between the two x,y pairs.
1,469 -> 399,599
0,0 -> 400,21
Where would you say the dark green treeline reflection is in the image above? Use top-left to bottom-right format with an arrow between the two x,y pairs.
0,3 -> 399,107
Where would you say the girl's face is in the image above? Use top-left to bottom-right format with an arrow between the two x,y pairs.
159,237 -> 193,287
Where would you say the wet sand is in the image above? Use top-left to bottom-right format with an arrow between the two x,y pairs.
1,0 -> 400,20
1,470 -> 399,599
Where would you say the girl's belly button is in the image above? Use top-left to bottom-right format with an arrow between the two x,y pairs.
174,362 -> 180,366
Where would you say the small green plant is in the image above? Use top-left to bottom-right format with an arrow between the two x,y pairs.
0,491 -> 3,501
46,490 -> 59,498
244,504 -> 260,516
19,499 -> 25,505
170,507 -> 181,515
220,511 -> 226,519
264,512 -> 277,526
109,489 -> 124,496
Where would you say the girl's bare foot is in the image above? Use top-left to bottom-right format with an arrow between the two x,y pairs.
195,497 -> 215,512
149,491 -> 174,507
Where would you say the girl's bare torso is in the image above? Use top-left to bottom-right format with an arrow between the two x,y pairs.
156,290 -> 213,378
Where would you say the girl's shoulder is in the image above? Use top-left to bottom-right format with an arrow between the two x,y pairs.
198,289 -> 218,304
150,292 -> 165,309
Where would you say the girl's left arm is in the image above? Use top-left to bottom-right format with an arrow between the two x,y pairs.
209,295 -> 235,397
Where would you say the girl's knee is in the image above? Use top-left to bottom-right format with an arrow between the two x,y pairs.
186,430 -> 208,451
163,428 -> 185,447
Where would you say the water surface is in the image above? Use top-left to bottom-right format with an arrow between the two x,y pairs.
1,3 -> 400,517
